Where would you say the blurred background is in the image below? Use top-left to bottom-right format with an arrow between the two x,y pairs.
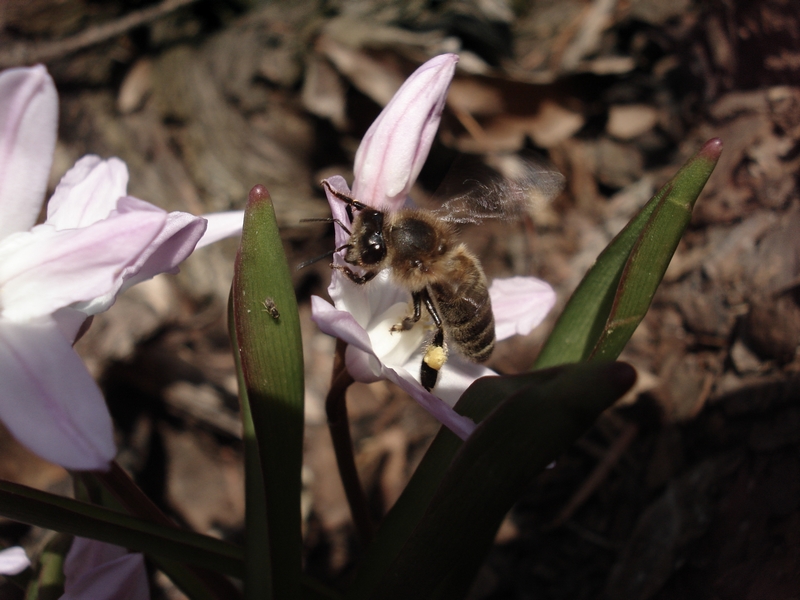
1,0 -> 799,598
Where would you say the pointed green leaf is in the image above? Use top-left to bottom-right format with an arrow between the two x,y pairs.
231,185 -> 305,599
535,139 -> 722,368
589,139 -> 722,360
368,362 -> 636,600
229,291 -> 271,600
346,365 -> 632,599
0,480 -> 243,577
345,370 -> 561,599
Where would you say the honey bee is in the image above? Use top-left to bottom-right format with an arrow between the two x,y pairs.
306,155 -> 563,391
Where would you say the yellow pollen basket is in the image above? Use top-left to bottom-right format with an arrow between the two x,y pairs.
423,345 -> 447,371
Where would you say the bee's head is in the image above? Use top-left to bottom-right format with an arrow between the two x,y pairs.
350,209 -> 386,265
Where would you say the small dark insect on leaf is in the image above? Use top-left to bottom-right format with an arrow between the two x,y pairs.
262,297 -> 280,319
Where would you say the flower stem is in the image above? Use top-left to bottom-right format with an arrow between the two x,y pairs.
326,339 -> 373,546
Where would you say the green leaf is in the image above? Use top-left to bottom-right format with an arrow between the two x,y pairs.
0,480 -> 244,578
346,366 -> 631,599
367,362 -> 636,600
229,291 -> 271,600
535,139 -> 722,368
231,185 -> 305,600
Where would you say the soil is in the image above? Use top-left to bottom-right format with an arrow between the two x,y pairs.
0,1 -> 798,598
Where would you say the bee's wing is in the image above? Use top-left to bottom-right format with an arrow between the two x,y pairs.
428,154 -> 565,225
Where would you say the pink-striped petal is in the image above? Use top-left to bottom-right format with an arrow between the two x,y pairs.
195,210 -> 244,249
313,295 -> 476,438
46,156 -> 129,229
0,209 -> 166,321
0,65 -> 58,238
352,54 -> 458,210
491,276 -> 557,340
116,199 -> 206,281
0,317 -> 115,470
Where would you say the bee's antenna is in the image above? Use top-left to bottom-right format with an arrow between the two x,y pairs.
296,244 -> 351,270
299,217 -> 352,235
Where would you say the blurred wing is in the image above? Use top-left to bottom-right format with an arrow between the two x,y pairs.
429,153 -> 564,225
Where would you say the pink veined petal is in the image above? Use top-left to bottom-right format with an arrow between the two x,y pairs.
322,175 -> 355,248
112,203 -> 206,289
340,325 -> 476,439
195,210 -> 244,249
377,360 -> 476,440
419,352 -> 494,407
346,347 -> 475,440
51,306 -> 91,344
490,276 -> 557,340
0,317 -> 115,470
75,202 -> 206,316
352,54 -> 458,211
62,538 -> 149,600
0,209 -> 166,322
310,296 -> 375,355
0,65 -> 58,239
341,343 -> 384,383
46,156 -> 129,229
0,547 -> 30,576
313,296 -> 478,439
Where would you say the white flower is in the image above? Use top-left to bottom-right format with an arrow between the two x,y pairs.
311,56 -> 556,438
0,65 -> 243,470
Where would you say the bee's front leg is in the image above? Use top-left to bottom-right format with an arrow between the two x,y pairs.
332,265 -> 376,285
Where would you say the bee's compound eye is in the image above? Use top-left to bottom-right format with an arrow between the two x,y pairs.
361,243 -> 385,264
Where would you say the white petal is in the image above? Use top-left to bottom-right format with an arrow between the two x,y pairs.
0,65 -> 58,238
367,301 -> 426,368
378,361 -> 476,439
0,547 -> 30,575
0,317 -> 115,470
194,210 -> 244,249
106,204 -> 206,293
0,209 -> 166,321
322,175 -> 355,248
490,276 -> 556,340
51,306 -> 91,343
353,54 -> 458,210
343,344 -> 383,383
46,156 -> 129,229
310,296 -> 375,355
313,296 -> 477,438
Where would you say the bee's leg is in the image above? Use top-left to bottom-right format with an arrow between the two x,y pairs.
321,180 -> 369,211
421,328 -> 447,391
391,291 -> 423,332
419,288 -> 447,389
421,291 -> 443,328
332,265 -> 376,285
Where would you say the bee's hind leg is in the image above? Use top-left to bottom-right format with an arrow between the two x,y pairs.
421,328 -> 447,391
